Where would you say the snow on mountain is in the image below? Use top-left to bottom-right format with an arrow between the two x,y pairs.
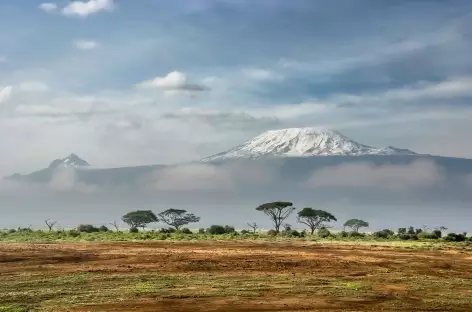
48,153 -> 90,169
202,127 -> 417,162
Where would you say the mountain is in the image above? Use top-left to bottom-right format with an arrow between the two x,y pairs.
201,127 -> 417,162
5,154 -> 91,183
48,153 -> 90,169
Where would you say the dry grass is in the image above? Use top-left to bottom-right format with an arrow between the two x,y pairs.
1,240 -> 472,311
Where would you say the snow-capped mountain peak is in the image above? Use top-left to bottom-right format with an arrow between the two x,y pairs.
201,127 -> 416,162
48,153 -> 90,169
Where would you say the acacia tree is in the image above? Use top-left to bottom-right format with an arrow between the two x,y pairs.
297,208 -> 337,235
247,222 -> 258,233
109,220 -> 120,232
158,209 -> 200,230
256,201 -> 295,233
121,210 -> 158,230
45,219 -> 58,232
343,219 -> 369,232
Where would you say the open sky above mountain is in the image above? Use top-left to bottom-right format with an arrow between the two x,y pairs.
1,0 -> 472,176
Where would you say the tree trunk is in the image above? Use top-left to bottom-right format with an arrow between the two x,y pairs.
311,228 -> 315,235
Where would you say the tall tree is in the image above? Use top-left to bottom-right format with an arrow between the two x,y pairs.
158,209 -> 200,230
256,201 -> 295,233
297,208 -> 337,235
121,210 -> 158,230
343,219 -> 369,232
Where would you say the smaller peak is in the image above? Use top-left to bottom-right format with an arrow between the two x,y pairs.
49,153 -> 90,169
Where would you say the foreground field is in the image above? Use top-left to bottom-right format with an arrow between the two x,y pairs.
1,241 -> 472,312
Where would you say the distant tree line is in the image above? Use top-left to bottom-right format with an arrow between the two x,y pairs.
1,201 -> 469,242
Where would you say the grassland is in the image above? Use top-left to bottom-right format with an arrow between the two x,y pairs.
1,236 -> 472,311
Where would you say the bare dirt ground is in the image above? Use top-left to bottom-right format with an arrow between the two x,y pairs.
1,240 -> 472,311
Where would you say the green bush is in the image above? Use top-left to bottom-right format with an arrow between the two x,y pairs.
373,230 -> 390,239
267,229 -> 278,236
432,229 -> 442,238
338,231 -> 348,238
240,229 -> 250,235
77,224 -> 99,233
129,227 -> 139,233
159,228 -> 176,234
99,225 -> 109,232
348,231 -> 365,238
68,230 -> 80,237
179,228 -> 193,234
224,225 -> 236,234
444,233 -> 466,242
198,228 -> 205,234
8,229 -> 16,234
317,228 -> 331,238
207,225 -> 226,235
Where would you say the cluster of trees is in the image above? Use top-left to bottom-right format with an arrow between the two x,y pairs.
255,201 -> 368,234
120,209 -> 200,232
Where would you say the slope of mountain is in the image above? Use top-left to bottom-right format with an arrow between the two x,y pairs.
201,128 -> 417,162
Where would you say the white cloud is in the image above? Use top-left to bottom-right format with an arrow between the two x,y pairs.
137,71 -> 208,91
39,3 -> 58,13
242,68 -> 284,81
17,81 -> 49,92
73,40 -> 98,50
332,76 -> 472,105
62,0 -> 114,17
307,160 -> 443,191
0,86 -> 13,103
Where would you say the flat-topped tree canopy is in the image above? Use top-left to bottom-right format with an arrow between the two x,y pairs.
297,208 -> 337,234
256,201 -> 295,233
158,208 -> 200,230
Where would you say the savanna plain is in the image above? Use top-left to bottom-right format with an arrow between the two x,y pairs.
1,236 -> 472,312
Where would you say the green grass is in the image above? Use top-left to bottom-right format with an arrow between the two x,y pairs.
1,230 -> 471,250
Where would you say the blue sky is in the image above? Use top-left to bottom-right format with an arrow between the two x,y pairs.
1,0 -> 472,175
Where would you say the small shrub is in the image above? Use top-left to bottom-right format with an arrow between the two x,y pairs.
129,227 -> 139,233
77,224 -> 99,233
398,233 -> 411,240
207,225 -> 226,235
290,230 -> 301,237
8,229 -> 16,234
241,229 -> 250,235
68,230 -> 80,237
180,228 -> 193,234
198,228 -> 205,234
267,229 -> 278,236
317,228 -> 331,238
159,228 -> 176,234
348,231 -> 364,238
397,228 -> 407,235
98,225 -> 109,232
300,229 -> 307,237
338,231 -> 348,238
432,229 -> 442,238
373,230 -> 390,239
418,232 -> 439,240
224,225 -> 236,234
